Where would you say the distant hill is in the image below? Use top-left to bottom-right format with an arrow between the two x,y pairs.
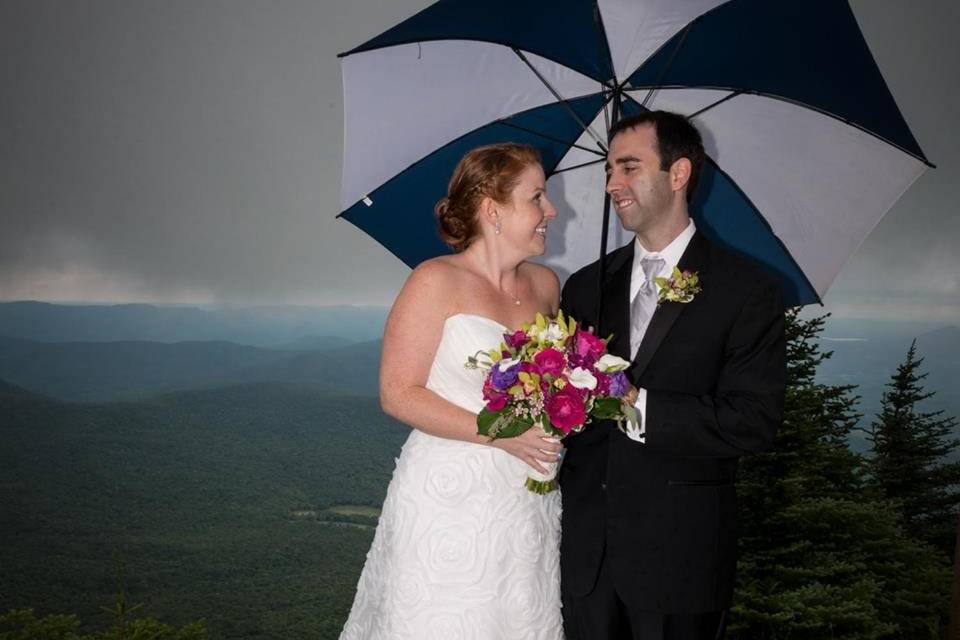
0,301 -> 388,345
815,321 -> 960,449
0,377 -> 53,407
0,336 -> 382,401
215,339 -> 382,393
0,380 -> 409,638
275,335 -> 353,351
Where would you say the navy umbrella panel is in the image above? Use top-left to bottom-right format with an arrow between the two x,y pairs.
340,95 -> 609,269
628,1 -> 927,161
339,0 -> 930,307
343,0 -> 616,82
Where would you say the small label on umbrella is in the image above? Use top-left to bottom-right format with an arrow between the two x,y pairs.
362,196 -> 373,207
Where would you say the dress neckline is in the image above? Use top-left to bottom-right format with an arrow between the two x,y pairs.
445,312 -> 510,332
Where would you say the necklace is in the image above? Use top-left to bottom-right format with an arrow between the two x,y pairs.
498,272 -> 521,305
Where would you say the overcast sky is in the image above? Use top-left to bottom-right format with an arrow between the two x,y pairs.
2,0 -> 957,322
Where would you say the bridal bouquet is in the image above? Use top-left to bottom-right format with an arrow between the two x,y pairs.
465,311 -> 638,494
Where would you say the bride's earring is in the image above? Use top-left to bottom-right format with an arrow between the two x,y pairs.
494,215 -> 501,235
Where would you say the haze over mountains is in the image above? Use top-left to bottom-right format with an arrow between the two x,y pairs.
0,301 -> 388,345
1,301 -> 957,638
0,302 -> 955,418
813,318 -> 959,446
0,335 -> 382,402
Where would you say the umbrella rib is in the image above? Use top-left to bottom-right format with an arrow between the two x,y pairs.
549,158 -> 606,176
497,121 -> 606,157
590,0 -> 617,88
640,21 -> 695,108
626,86 -> 934,168
512,47 -> 608,153
686,90 -> 743,120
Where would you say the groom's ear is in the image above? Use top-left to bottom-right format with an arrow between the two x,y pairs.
669,158 -> 692,195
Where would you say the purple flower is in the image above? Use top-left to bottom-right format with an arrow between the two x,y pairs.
609,371 -> 629,398
490,360 -> 520,391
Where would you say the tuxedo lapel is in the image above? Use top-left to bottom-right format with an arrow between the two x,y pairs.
630,232 -> 710,379
599,243 -> 633,361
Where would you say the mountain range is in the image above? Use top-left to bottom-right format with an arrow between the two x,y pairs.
0,301 -> 388,345
0,335 -> 382,401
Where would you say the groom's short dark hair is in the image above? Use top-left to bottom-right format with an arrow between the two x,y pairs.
608,111 -> 706,204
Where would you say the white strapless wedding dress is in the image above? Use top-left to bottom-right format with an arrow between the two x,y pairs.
340,313 -> 563,640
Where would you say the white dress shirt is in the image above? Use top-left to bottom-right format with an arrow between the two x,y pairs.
628,220 -> 697,442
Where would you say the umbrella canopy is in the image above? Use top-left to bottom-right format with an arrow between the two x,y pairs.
338,0 -> 931,307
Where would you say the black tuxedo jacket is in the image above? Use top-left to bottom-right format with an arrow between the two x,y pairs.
558,231 -> 786,614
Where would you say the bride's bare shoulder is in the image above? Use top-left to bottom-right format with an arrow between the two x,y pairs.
523,262 -> 560,304
399,255 -> 472,304
408,255 -> 470,283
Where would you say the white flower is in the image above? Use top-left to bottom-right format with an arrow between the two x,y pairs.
496,356 -> 520,372
567,367 -> 598,390
596,353 -> 631,373
537,323 -> 564,344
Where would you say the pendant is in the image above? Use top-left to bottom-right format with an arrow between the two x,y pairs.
515,299 -> 521,306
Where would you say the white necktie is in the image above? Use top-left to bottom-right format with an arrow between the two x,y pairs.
630,256 -> 665,360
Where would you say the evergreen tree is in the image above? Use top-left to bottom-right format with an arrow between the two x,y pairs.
869,340 -> 960,556
730,311 -> 948,639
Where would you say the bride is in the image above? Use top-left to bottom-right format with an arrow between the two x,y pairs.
340,143 -> 565,639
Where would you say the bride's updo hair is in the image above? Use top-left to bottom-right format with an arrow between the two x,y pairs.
435,143 -> 541,252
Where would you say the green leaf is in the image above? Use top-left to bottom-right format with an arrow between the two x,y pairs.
495,416 -> 534,438
478,409 -> 533,439
476,408 -> 506,437
590,397 -> 623,420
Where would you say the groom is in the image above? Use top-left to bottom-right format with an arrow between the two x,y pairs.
559,111 -> 786,639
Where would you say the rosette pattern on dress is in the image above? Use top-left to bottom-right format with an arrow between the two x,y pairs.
340,314 -> 563,640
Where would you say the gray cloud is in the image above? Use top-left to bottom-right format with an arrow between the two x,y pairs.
1,0 -> 957,321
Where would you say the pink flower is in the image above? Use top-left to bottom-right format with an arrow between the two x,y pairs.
573,329 -> 606,366
546,385 -> 587,434
504,330 -> 528,350
534,347 -> 565,377
482,378 -> 509,411
520,361 -> 541,376
594,371 -> 611,396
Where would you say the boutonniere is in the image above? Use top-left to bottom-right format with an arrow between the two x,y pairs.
655,267 -> 702,305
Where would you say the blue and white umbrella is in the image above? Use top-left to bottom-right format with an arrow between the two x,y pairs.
338,0 -> 931,306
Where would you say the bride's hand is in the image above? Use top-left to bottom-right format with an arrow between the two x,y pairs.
489,428 -> 563,474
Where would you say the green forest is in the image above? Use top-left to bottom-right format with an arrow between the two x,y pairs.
1,383 -> 406,639
1,312 -> 957,639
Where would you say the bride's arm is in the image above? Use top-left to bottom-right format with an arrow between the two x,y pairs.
380,261 -> 560,472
